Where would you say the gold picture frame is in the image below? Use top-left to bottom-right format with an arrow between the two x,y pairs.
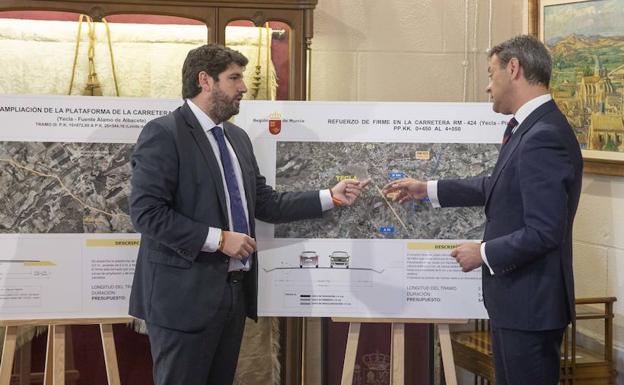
528,0 -> 624,176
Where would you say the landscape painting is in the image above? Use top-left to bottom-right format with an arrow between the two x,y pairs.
541,0 -> 624,154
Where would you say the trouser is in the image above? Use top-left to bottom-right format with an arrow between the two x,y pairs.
146,273 -> 247,385
491,325 -> 566,385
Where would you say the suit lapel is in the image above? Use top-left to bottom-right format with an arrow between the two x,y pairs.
485,100 -> 557,207
180,103 -> 228,223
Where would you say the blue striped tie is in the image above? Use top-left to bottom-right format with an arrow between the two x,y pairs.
212,126 -> 250,264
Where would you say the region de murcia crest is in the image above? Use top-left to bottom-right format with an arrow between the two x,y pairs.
268,112 -> 282,135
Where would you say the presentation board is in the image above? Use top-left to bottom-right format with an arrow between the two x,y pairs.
0,95 -> 505,320
237,101 -> 505,318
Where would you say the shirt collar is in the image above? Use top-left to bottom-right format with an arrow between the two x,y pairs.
186,99 -> 222,132
513,93 -> 552,126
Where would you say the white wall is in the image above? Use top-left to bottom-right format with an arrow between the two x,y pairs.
309,0 -> 624,384
311,0 -> 524,103
574,174 -> 624,384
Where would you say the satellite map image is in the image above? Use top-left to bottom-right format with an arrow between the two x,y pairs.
0,139 -> 499,238
274,141 -> 499,239
0,141 -> 133,233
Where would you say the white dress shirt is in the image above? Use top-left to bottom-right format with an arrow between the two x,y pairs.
186,100 -> 334,271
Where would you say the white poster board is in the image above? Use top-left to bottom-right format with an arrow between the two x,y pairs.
235,101 -> 506,319
0,95 -> 504,320
0,94 -> 176,320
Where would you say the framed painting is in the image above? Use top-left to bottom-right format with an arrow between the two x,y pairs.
528,0 -> 624,176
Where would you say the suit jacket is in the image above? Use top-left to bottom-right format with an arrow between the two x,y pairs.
437,100 -> 582,331
128,102 -> 322,332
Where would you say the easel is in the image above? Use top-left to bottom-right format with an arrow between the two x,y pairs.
332,318 -> 467,385
0,317 -> 133,385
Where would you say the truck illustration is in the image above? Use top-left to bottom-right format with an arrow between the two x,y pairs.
329,251 -> 350,268
299,251 -> 319,268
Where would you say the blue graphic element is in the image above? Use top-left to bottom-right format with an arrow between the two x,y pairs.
388,172 -> 406,180
379,226 -> 395,234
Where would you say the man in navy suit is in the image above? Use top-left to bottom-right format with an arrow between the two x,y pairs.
129,44 -> 367,385
383,35 -> 582,385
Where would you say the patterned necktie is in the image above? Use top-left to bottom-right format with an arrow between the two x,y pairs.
502,117 -> 518,145
212,126 -> 250,263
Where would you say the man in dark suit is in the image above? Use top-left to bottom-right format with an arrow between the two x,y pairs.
383,35 -> 582,385
129,44 -> 367,385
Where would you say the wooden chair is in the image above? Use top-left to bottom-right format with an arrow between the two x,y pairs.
451,297 -> 617,385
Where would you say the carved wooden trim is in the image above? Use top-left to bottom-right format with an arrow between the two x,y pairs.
584,161 -> 624,177
0,0 -> 316,100
527,0 -> 539,37
582,154 -> 624,177
0,0 -> 317,10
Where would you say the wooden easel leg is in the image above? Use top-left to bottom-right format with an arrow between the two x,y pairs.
340,322 -> 361,385
17,336 -> 31,385
390,323 -> 405,385
44,325 -> 53,385
0,326 -> 18,385
437,324 -> 458,385
44,325 -> 66,385
53,325 -> 66,385
100,324 -> 121,385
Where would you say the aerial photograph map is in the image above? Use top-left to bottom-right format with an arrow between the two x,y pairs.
0,140 -> 499,239
0,141 -> 133,233
274,141 -> 499,240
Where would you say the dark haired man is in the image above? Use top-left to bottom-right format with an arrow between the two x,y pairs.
383,35 -> 582,385
129,44 -> 367,385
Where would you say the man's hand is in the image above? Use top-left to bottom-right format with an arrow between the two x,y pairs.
451,242 -> 483,272
331,178 -> 370,206
220,231 -> 256,260
382,178 -> 427,204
